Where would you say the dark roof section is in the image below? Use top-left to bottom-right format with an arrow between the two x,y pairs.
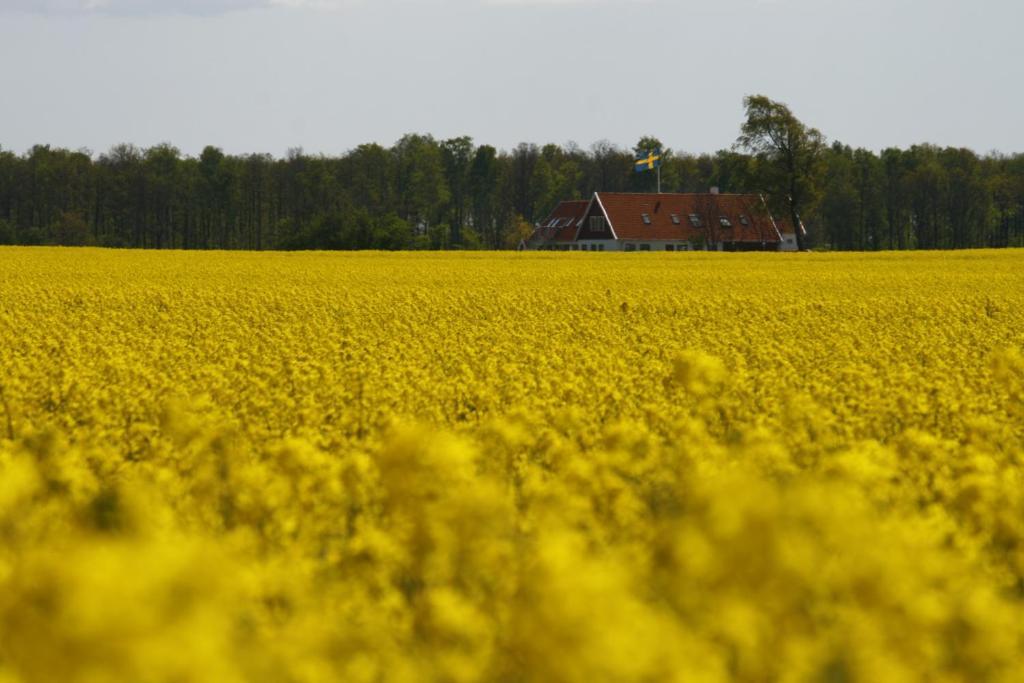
527,200 -> 590,245
594,192 -> 783,243
773,214 -> 807,237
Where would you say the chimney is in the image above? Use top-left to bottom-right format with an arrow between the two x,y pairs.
710,186 -> 720,195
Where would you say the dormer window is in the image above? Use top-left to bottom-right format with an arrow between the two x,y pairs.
688,214 -> 702,227
671,214 -> 681,225
641,213 -> 651,225
719,216 -> 733,228
739,215 -> 750,226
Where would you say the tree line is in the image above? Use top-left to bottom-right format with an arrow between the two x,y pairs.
1,96 -> 1023,251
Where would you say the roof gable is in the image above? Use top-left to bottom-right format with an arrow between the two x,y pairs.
528,200 -> 589,243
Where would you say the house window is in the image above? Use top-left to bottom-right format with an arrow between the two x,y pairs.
639,244 -> 651,251
598,244 -> 605,251
641,213 -> 651,225
671,214 -> 681,225
666,244 -> 675,251
688,214 -> 702,227
719,216 -> 732,227
624,244 -> 636,252
739,215 -> 750,226
589,216 -> 605,232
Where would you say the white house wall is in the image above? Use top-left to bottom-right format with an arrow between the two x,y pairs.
537,240 -> 705,252
778,234 -> 799,251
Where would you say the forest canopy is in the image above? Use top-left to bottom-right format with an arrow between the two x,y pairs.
1,97 -> 1022,251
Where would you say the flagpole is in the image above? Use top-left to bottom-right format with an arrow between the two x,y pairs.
657,164 -> 661,194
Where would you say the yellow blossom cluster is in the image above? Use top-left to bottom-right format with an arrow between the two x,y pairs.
1,247 -> 1023,682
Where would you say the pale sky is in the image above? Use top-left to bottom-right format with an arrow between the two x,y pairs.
1,0 -> 1021,158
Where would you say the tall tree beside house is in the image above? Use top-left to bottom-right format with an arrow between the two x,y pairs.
737,95 -> 826,251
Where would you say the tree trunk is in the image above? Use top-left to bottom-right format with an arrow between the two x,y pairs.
789,202 -> 806,251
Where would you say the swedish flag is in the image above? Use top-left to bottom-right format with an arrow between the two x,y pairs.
634,149 -> 662,173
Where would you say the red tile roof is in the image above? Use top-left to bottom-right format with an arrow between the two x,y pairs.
594,192 -> 782,243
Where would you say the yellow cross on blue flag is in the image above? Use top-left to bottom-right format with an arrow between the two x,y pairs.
634,149 -> 663,173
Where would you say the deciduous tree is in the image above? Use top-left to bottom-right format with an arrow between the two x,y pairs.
736,95 -> 826,251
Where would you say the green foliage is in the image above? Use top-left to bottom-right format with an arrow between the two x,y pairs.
0,218 -> 14,245
0,109 -> 1023,251
737,94 -> 827,250
632,135 -> 663,158
52,211 -> 92,247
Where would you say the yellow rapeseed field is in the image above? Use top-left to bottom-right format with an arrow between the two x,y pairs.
1,247 -> 1023,683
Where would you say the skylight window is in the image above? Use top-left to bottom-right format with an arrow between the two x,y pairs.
739,215 -> 750,226
641,213 -> 652,225
688,214 -> 702,227
719,216 -> 733,228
